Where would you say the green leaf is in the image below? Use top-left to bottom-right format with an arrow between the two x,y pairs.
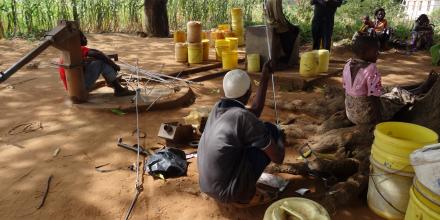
111,109 -> 126,116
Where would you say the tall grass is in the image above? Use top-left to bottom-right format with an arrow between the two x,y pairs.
0,0 -> 437,45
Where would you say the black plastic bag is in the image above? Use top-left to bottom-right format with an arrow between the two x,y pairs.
145,148 -> 188,178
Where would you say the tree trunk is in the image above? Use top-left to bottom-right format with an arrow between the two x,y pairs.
71,0 -> 79,23
0,21 -> 4,39
144,0 -> 170,37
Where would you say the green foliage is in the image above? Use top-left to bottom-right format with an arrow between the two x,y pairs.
0,0 -> 144,39
431,8 -> 440,43
0,0 -> 438,45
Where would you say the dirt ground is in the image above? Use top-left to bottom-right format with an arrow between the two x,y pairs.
0,34 -> 438,220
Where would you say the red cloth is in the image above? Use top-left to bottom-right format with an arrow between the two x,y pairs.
59,46 -> 89,90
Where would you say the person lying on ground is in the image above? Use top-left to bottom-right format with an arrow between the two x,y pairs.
373,8 -> 391,50
310,0 -> 343,50
409,14 -> 434,51
343,35 -> 437,125
197,61 -> 285,207
58,31 -> 135,96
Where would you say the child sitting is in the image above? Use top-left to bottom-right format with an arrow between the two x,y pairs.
344,36 -> 438,125
343,36 -> 382,125
409,14 -> 434,51
359,15 -> 374,34
352,15 -> 375,41
373,8 -> 391,50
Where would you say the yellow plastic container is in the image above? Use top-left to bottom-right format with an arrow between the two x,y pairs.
202,40 -> 210,61
247,54 -> 260,73
263,197 -> 330,220
222,50 -> 238,70
368,158 -> 415,220
224,31 -> 236,38
187,21 -> 202,43
368,122 -> 438,220
372,122 -> 438,173
174,30 -> 186,43
317,49 -> 330,73
300,51 -> 319,77
210,30 -> 225,48
231,8 -> 243,17
175,43 -> 188,63
188,42 -> 203,64
218,24 -> 231,32
405,179 -> 440,220
202,31 -> 209,40
225,37 -> 238,50
231,8 -> 244,46
215,39 -> 230,61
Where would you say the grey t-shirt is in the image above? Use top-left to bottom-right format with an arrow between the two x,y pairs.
197,99 -> 271,203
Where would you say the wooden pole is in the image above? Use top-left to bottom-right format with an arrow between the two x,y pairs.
49,21 -> 88,103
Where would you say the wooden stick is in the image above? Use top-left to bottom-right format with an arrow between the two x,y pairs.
37,175 -> 53,209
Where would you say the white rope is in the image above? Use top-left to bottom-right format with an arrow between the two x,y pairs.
264,0 -> 280,125
134,59 -> 142,189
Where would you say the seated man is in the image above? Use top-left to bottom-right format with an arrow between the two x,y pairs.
197,62 -> 285,207
59,31 -> 135,96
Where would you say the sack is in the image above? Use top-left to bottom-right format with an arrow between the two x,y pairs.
145,148 -> 188,178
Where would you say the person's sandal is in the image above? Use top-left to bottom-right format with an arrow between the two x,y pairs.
233,188 -> 278,208
114,87 -> 136,97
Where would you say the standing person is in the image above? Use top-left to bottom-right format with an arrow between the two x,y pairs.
59,31 -> 135,96
197,61 -> 285,207
311,0 -> 343,50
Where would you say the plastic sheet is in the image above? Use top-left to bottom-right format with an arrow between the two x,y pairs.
145,148 -> 188,178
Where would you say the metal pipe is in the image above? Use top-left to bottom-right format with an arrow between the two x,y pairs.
0,39 -> 52,83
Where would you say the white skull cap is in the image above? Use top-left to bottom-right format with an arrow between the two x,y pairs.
223,69 -> 251,99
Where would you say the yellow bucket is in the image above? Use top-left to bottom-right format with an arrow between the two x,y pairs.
368,122 -> 438,220
218,24 -> 231,32
300,51 -> 319,77
188,42 -> 203,64
247,54 -> 260,73
368,158 -> 415,220
215,39 -> 230,61
175,43 -> 188,63
202,40 -> 210,61
317,49 -> 330,73
372,122 -> 438,173
202,30 -> 210,40
224,31 -> 236,38
210,30 -> 225,48
222,50 -> 238,70
174,30 -> 186,43
231,8 -> 243,17
231,8 -> 243,25
187,21 -> 202,43
226,37 -> 238,50
405,179 -> 440,220
263,198 -> 330,220
232,27 -> 244,46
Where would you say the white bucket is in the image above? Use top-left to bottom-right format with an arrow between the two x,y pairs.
410,144 -> 440,196
368,158 -> 414,220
